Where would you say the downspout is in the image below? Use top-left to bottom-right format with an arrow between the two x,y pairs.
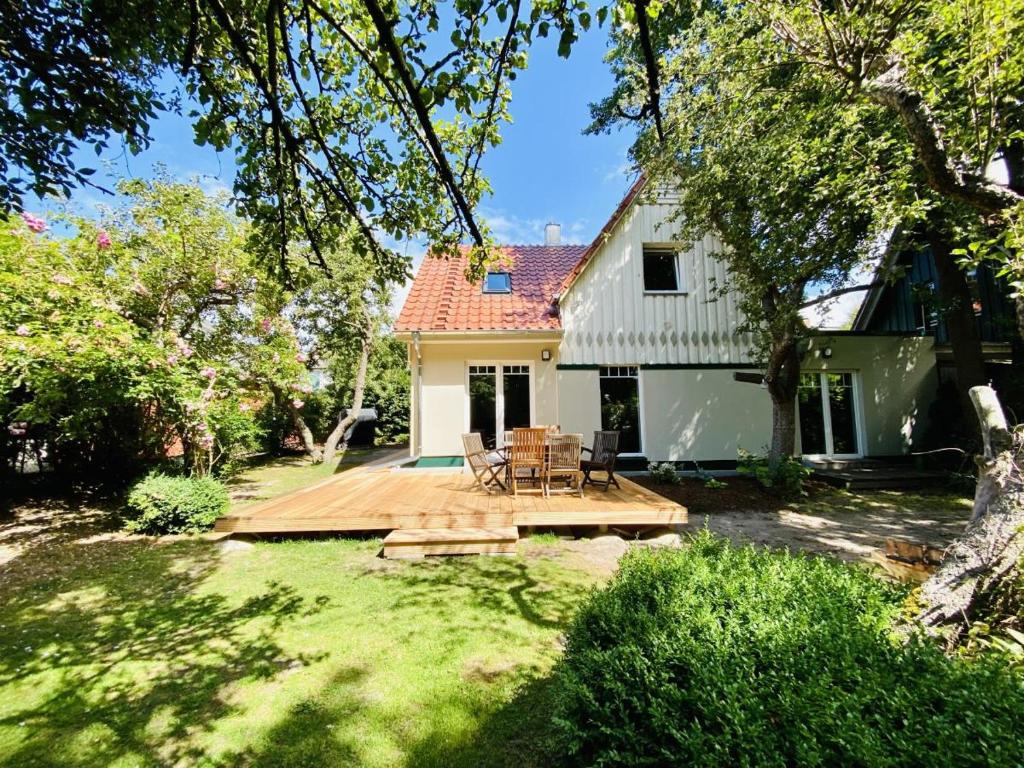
411,331 -> 423,459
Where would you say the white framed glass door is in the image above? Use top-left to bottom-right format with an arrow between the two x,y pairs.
798,372 -> 862,458
467,363 -> 533,449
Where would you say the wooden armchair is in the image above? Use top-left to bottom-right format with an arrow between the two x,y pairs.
509,427 -> 547,496
581,430 -> 621,491
544,433 -> 584,497
462,432 -> 506,494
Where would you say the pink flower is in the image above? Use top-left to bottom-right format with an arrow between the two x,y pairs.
292,399 -> 305,409
174,338 -> 194,358
239,403 -> 252,412
167,354 -> 179,366
52,274 -> 73,286
199,434 -> 215,449
96,230 -> 111,249
295,352 -> 308,363
261,318 -> 273,333
201,366 -> 217,380
213,278 -> 228,291
15,325 -> 30,336
93,319 -> 105,329
202,388 -> 215,401
20,212 -> 46,233
301,384 -> 313,394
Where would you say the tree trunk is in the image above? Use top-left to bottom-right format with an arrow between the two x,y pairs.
322,325 -> 373,465
926,224 -> 987,434
764,335 -> 801,464
273,384 -> 323,463
916,386 -> 1023,647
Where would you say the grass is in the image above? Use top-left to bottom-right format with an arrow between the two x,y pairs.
0,528 -> 602,767
224,448 -> 381,507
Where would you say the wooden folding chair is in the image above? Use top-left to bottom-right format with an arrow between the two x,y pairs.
462,432 -> 506,494
544,433 -> 584,497
581,430 -> 621,491
509,427 -> 547,496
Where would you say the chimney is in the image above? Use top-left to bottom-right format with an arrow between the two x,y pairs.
544,222 -> 561,246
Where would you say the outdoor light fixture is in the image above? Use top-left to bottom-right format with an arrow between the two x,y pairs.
822,347 -> 833,359
541,349 -> 552,361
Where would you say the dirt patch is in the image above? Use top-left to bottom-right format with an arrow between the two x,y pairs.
461,656 -> 521,683
632,475 -> 832,514
631,474 -> 972,566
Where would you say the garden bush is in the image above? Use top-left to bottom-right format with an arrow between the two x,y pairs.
123,473 -> 229,534
554,532 -> 1024,767
737,447 -> 811,498
647,461 -> 681,485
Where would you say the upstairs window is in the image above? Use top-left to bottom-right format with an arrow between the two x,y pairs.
642,246 -> 681,292
483,271 -> 511,293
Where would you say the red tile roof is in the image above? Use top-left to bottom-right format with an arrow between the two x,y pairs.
395,176 -> 646,333
395,244 -> 587,332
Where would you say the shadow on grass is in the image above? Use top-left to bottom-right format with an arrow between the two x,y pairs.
0,535 -> 329,767
404,673 -> 564,768
377,555 -> 589,637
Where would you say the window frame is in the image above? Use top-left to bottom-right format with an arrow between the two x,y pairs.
641,245 -> 684,295
482,271 -> 512,294
597,365 -> 645,456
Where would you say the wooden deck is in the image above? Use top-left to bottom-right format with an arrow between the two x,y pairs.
214,468 -> 687,534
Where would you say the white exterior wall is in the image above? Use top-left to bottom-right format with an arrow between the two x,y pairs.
412,337 -> 560,457
559,199 -> 754,366
802,335 -> 937,456
557,367 -> 772,462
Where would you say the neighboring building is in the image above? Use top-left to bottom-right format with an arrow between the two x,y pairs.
853,245 -> 1015,373
395,180 -> 952,465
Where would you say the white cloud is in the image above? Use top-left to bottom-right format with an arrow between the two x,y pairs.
480,207 -> 588,245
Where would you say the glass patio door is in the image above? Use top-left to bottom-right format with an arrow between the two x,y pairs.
468,364 -> 532,449
798,372 -> 861,457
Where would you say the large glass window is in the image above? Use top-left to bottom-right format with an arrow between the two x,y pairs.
468,365 -> 497,448
599,366 -> 642,454
798,371 -> 860,457
502,365 -> 531,431
642,247 -> 680,292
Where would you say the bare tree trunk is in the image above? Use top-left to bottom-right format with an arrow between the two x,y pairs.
916,386 -> 1023,646
322,325 -> 373,465
272,384 -> 323,463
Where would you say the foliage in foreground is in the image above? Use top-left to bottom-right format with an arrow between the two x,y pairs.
123,472 -> 229,534
554,533 -> 1024,767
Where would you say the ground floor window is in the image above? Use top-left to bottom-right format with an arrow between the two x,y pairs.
468,363 -> 532,449
798,372 -> 860,456
599,366 -> 642,454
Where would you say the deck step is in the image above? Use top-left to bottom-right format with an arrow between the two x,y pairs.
382,526 -> 519,559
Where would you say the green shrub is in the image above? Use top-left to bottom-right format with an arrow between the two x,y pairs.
737,447 -> 811,498
554,532 -> 1024,767
648,462 -> 681,485
123,473 -> 229,534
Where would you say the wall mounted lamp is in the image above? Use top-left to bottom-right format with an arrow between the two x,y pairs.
541,349 -> 552,361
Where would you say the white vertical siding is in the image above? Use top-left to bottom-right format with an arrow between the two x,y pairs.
559,202 -> 753,365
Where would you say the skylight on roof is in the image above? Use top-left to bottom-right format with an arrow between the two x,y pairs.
483,271 -> 511,293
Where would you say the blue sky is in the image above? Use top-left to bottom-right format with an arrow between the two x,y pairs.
46,27 -> 637,252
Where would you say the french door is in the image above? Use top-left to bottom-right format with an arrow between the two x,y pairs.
798,372 -> 861,458
468,364 -> 532,449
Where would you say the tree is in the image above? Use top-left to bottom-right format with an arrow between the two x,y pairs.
590,2 -> 914,463
0,0 -> 597,282
756,0 -> 1024,334
0,178 -> 308,480
260,228 -> 392,463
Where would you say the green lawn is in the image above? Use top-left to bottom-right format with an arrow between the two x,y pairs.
223,448 -> 385,507
0,523 -> 601,767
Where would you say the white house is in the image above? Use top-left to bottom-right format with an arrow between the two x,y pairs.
395,179 -> 938,465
